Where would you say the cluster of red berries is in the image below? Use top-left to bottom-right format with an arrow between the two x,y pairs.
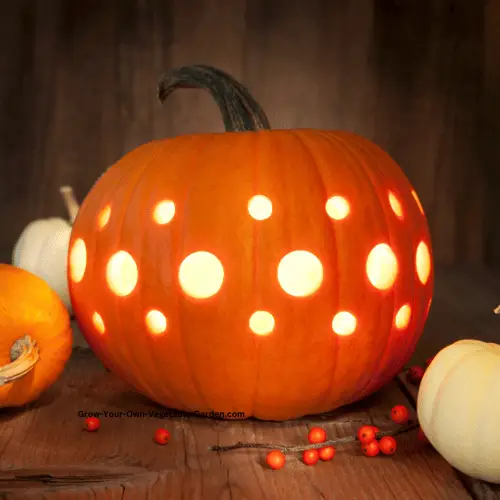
83,417 -> 170,445
406,356 -> 435,385
357,405 -> 409,457
266,427 -> 335,470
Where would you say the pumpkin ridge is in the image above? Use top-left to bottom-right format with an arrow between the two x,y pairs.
326,132 -> 395,403
286,129 -> 342,411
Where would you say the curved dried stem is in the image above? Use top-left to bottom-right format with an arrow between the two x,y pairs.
59,186 -> 80,224
0,334 -> 40,385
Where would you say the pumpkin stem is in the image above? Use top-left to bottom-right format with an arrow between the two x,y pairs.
0,335 -> 40,385
494,305 -> 500,314
59,186 -> 79,224
157,64 -> 271,132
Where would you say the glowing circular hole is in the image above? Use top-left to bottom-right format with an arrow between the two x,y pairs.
249,311 -> 275,336
92,312 -> 105,334
416,241 -> 431,285
248,195 -> 272,220
69,238 -> 87,283
153,200 -> 176,225
179,251 -> 224,299
388,191 -> 403,219
411,190 -> 425,215
366,243 -> 398,290
98,205 -> 111,229
394,304 -> 412,330
145,310 -> 167,335
325,196 -> 350,220
332,311 -> 357,336
106,251 -> 138,297
277,250 -> 323,297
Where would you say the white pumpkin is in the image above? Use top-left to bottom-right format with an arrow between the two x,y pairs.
417,339 -> 500,483
12,186 -> 80,313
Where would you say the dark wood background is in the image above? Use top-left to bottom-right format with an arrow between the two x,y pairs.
1,0 -> 499,267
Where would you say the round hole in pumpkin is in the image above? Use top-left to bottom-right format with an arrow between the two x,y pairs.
98,205 -> 111,229
416,241 -> 431,285
179,251 -> 224,299
248,195 -> 272,220
394,304 -> 411,330
106,251 -> 138,297
92,312 -> 105,334
332,311 -> 357,336
388,191 -> 403,219
153,200 -> 176,225
249,311 -> 275,335
277,250 -> 323,297
145,310 -> 167,335
411,190 -> 425,215
366,243 -> 398,290
325,196 -> 350,220
69,238 -> 87,283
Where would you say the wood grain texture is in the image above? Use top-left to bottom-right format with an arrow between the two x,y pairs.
0,0 -> 499,266
0,348 -> 472,499
398,371 -> 500,500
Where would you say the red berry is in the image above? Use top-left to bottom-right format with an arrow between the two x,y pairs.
154,428 -> 170,445
303,449 -> 319,465
425,356 -> 435,368
361,440 -> 380,457
266,450 -> 286,470
357,425 -> 376,444
391,405 -> 409,424
84,417 -> 100,432
371,426 -> 380,435
406,366 -> 425,384
318,446 -> 335,461
308,427 -> 327,444
417,427 -> 429,444
379,436 -> 397,455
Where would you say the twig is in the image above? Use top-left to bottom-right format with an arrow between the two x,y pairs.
209,421 -> 419,453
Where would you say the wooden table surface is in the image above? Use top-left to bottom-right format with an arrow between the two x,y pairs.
1,348 -> 498,500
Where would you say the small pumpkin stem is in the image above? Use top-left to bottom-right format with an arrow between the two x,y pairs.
494,305 -> 500,314
0,335 -> 40,386
59,186 -> 79,224
157,64 -> 271,132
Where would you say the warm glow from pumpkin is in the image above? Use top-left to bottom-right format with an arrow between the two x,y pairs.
98,205 -> 111,229
179,251 -> 224,299
411,189 -> 425,215
249,310 -> 275,335
332,311 -> 357,336
248,195 -> 272,220
69,238 -> 87,283
145,310 -> 167,335
153,200 -> 176,225
388,191 -> 403,219
325,196 -> 350,220
366,243 -> 398,290
394,304 -> 411,330
416,241 -> 431,285
106,251 -> 139,297
277,250 -> 323,297
92,312 -> 105,334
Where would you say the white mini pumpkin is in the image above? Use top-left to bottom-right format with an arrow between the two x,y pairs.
417,339 -> 500,483
12,186 -> 80,313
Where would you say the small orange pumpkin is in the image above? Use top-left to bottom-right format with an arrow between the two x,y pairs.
0,264 -> 72,407
69,65 -> 433,420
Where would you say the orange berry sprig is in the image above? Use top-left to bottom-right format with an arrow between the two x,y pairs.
211,405 -> 422,470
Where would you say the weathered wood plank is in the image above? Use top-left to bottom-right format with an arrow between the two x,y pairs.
0,348 -> 471,499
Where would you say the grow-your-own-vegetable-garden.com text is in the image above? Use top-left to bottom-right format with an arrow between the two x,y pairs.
78,410 -> 245,419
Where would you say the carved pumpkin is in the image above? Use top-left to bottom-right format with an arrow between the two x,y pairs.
417,340 -> 500,483
68,65 -> 433,420
0,264 -> 72,407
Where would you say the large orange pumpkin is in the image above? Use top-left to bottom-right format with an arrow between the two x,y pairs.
68,65 -> 433,420
0,264 -> 72,407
